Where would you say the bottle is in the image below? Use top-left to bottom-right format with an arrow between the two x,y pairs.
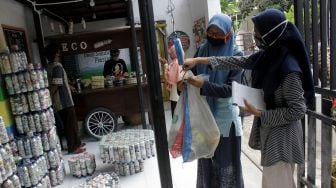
76,79 -> 82,93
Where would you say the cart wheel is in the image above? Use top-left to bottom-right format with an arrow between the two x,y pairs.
84,107 -> 118,139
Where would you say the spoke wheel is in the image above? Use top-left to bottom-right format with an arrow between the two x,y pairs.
84,107 -> 117,139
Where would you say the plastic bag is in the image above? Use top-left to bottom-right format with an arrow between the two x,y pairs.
168,73 -> 220,162
168,90 -> 186,158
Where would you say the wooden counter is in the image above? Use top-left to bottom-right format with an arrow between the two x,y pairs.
73,83 -> 149,121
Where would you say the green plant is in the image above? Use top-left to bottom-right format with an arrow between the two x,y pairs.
332,159 -> 336,177
237,0 -> 292,21
284,4 -> 295,23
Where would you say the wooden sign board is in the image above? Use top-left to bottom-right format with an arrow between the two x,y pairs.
45,27 -> 143,55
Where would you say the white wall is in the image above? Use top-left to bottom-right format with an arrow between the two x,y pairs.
133,0 -> 197,58
207,0 -> 222,21
42,0 -> 221,58
0,0 -> 40,64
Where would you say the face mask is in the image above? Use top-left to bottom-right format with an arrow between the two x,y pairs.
255,20 -> 288,49
207,36 -> 225,46
207,30 -> 231,46
254,35 -> 267,50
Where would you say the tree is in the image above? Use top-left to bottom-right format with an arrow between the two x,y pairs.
220,0 -> 292,31
220,0 -> 240,30
237,0 -> 292,21
220,0 -> 238,16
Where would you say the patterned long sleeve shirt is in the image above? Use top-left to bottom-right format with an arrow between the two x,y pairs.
208,56 -> 306,166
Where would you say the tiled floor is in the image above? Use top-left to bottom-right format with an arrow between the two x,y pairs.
58,109 -> 262,188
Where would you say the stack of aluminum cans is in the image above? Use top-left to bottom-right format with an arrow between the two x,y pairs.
68,152 -> 96,178
0,52 -> 64,187
99,129 -> 155,176
78,172 -> 120,188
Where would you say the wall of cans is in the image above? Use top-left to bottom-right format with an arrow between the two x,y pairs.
99,129 -> 155,176
68,153 -> 96,178
0,52 -> 65,187
0,116 -> 21,188
78,172 -> 120,188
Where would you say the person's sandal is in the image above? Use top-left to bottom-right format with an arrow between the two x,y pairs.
79,143 -> 86,147
72,147 -> 86,154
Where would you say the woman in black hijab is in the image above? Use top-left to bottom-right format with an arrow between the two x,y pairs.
182,9 -> 314,188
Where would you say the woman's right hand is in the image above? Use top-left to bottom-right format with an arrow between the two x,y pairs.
183,58 -> 198,70
177,80 -> 186,92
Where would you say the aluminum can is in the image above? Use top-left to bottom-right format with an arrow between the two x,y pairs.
28,163 -> 38,186
30,70 -> 40,90
0,117 -> 9,144
11,74 -> 21,94
4,75 -> 14,95
18,73 -> 27,93
28,114 -> 36,133
2,178 -> 14,188
20,115 -> 29,134
49,170 -> 57,186
18,165 -> 31,187
24,71 -> 33,91
34,113 -> 42,132
23,138 -> 32,158
10,174 -> 21,188
80,158 -> 87,177
36,70 -> 45,89
43,70 -> 49,87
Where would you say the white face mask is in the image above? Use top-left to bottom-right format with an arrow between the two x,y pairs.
260,20 -> 288,47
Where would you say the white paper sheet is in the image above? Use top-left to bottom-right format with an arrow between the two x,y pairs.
232,81 -> 266,110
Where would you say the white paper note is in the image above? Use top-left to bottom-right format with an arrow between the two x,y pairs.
232,81 -> 266,110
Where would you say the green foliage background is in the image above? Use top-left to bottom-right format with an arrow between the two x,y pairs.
220,0 -> 293,29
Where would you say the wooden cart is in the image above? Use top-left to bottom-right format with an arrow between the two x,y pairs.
73,84 -> 149,139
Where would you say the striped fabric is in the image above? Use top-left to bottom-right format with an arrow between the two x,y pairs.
209,56 -> 306,167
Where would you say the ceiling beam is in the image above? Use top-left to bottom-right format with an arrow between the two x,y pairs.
13,0 -> 68,27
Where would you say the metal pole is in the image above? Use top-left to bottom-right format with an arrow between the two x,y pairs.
293,2 -> 306,187
320,0 -> 328,88
330,0 -> 336,89
294,0 -> 304,35
128,0 -> 147,128
33,10 -> 47,66
137,0 -> 173,187
312,0 -> 319,85
304,0 -> 311,52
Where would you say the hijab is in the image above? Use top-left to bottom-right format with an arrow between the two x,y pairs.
250,9 -> 315,110
196,14 -> 241,113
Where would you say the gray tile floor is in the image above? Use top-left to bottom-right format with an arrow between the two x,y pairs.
58,107 -> 262,188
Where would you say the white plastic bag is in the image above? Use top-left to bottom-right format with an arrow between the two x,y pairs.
168,73 -> 220,162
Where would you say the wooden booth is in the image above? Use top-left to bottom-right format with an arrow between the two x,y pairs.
45,27 -> 150,139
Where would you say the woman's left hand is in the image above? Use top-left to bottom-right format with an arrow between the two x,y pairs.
187,76 -> 204,88
242,99 -> 262,117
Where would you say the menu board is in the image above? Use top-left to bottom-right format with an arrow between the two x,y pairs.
1,24 -> 30,61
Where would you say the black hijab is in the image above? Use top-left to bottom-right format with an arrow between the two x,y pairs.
249,9 -> 315,110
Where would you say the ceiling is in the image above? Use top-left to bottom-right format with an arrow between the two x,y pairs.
34,0 -> 129,23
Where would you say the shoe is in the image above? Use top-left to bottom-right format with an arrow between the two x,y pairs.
72,147 -> 86,154
79,143 -> 86,148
